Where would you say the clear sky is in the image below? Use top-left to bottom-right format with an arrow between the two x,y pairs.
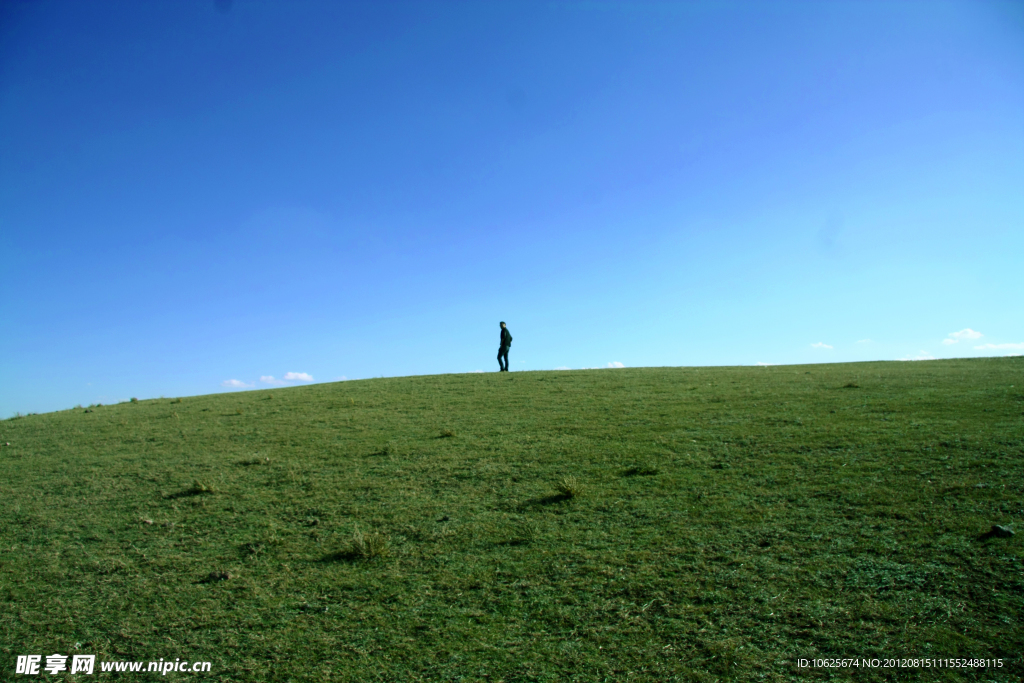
1,0 -> 1022,417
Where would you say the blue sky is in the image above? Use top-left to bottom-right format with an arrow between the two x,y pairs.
1,0 -> 1022,416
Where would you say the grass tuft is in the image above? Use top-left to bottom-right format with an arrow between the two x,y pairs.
554,475 -> 586,498
438,428 -> 456,438
505,518 -> 540,545
345,525 -> 390,559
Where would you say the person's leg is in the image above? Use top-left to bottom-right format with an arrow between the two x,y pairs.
497,347 -> 505,371
504,347 -> 510,371
499,347 -> 509,371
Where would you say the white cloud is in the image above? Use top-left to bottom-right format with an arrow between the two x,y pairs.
333,375 -> 348,381
974,342 -> 1024,351
950,328 -> 983,340
607,361 -> 625,368
261,372 -> 313,384
222,379 -> 253,389
811,342 -> 833,349
944,328 -> 983,344
755,362 -> 773,366
856,339 -> 872,344
900,351 -> 935,361
554,366 -> 570,371
471,369 -> 485,373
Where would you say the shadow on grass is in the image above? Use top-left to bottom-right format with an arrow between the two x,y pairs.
165,484 -> 215,499
320,550 -> 361,563
196,571 -> 232,584
520,493 -> 571,509
621,466 -> 659,477
978,525 -> 1014,541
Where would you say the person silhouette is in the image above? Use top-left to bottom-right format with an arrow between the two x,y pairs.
498,322 -> 512,372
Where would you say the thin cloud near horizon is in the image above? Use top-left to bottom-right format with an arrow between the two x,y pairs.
259,372 -> 314,385
901,350 -> 935,361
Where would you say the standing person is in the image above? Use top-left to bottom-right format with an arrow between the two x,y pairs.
498,321 -> 512,372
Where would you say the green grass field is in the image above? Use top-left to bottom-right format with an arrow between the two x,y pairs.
2,358 -> 1022,682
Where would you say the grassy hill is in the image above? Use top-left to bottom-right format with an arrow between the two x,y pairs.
1,359 -> 1022,682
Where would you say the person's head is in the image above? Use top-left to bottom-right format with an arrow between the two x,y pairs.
500,321 -> 506,328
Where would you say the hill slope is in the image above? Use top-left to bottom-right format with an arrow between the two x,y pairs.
2,359 -> 1022,681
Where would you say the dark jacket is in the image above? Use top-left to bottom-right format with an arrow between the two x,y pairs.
500,327 -> 512,348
